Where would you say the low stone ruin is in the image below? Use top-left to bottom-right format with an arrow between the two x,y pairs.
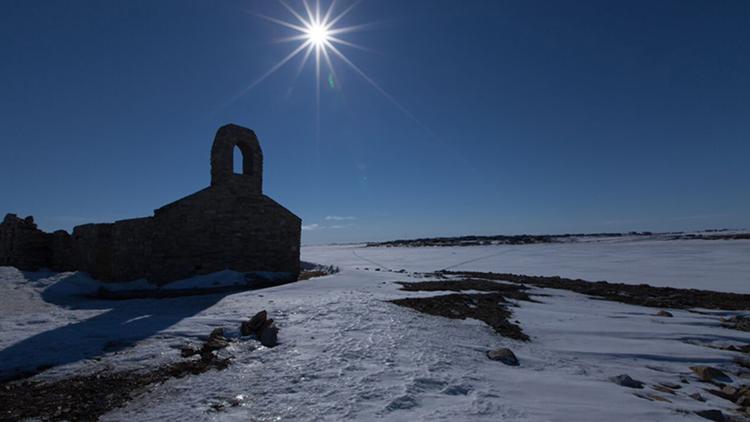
0,124 -> 301,284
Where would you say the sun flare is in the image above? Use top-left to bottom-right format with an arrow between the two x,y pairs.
239,1 -> 427,136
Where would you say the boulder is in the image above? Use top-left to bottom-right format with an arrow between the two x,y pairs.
655,310 -> 673,317
203,336 -> 229,352
260,322 -> 279,347
610,374 -> 644,389
241,311 -> 268,337
486,348 -> 519,366
202,327 -> 229,352
690,366 -> 731,383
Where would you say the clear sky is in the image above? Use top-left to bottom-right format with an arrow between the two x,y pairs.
1,0 -> 748,244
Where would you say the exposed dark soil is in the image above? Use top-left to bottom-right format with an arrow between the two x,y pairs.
442,271 -> 750,311
391,280 -> 531,341
396,279 -> 531,301
0,347 -> 229,421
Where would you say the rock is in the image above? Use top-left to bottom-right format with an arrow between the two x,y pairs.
203,336 -> 229,352
633,392 -> 654,401
180,346 -> 198,357
648,393 -> 671,403
694,409 -> 727,421
722,385 -> 738,398
241,310 -> 268,337
721,316 -> 750,332
202,327 -> 229,352
610,374 -> 644,389
690,392 -> 706,402
486,348 -> 519,366
707,387 -> 737,402
655,310 -> 673,317
658,382 -> 682,390
737,395 -> 750,407
651,384 -> 676,395
690,366 -> 731,383
260,322 -> 279,347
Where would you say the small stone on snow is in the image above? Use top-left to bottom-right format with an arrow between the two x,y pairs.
610,374 -> 644,389
486,348 -> 519,366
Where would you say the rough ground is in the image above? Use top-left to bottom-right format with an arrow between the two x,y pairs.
0,354 -> 229,422
2,238 -> 750,421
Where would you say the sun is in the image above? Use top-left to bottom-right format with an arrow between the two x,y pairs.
306,23 -> 329,47
243,0 -> 373,98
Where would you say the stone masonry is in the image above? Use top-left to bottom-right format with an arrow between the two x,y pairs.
0,124 -> 301,283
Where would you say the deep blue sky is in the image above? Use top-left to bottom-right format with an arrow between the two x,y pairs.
1,0 -> 748,244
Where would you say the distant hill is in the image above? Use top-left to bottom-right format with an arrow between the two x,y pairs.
366,230 -> 749,247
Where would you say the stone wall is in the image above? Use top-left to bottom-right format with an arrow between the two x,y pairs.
0,124 -> 301,284
148,181 -> 300,283
0,214 -> 52,271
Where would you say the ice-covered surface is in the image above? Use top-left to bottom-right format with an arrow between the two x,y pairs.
1,237 -> 750,420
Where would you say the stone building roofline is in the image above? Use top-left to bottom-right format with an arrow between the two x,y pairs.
210,124 -> 263,194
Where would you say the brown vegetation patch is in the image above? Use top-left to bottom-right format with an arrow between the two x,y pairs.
396,279 -> 531,301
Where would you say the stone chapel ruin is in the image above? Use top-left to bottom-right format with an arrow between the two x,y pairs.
0,124 -> 301,283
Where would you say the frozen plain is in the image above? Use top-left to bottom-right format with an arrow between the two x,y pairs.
1,237 -> 750,421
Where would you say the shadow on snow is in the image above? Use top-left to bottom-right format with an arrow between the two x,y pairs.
0,272 -> 234,382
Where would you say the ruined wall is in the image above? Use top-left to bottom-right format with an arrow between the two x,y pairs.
0,214 -> 52,271
62,218 -> 154,281
148,181 -> 300,283
0,124 -> 301,283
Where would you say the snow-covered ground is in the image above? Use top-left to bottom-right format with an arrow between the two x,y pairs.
1,238 -> 750,421
305,238 -> 750,293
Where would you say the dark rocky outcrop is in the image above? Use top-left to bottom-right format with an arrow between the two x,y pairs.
0,124 -> 301,284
